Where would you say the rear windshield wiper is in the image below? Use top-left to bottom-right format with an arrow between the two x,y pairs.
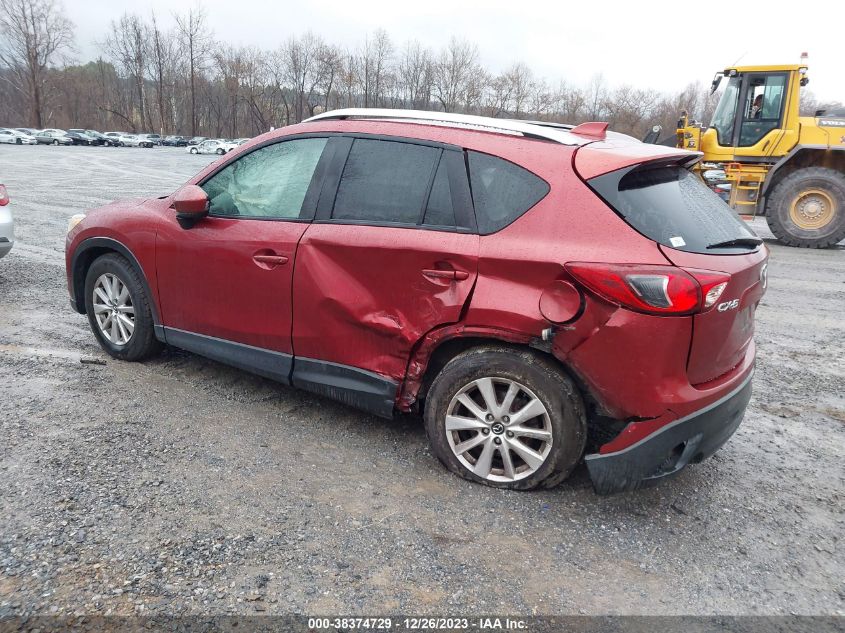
706,237 -> 763,249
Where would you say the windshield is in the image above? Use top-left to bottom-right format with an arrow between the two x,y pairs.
710,75 -> 740,146
589,164 -> 759,254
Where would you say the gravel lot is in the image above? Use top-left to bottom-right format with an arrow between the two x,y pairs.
0,145 -> 843,618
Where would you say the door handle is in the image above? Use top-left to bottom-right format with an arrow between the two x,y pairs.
253,255 -> 288,265
422,268 -> 469,281
252,254 -> 289,267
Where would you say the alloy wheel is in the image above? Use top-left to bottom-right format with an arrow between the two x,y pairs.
445,377 -> 553,482
92,273 -> 135,346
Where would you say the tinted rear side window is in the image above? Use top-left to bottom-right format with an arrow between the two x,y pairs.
467,151 -> 549,234
590,165 -> 758,253
333,139 -> 440,224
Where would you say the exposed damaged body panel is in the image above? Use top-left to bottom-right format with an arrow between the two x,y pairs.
291,224 -> 479,382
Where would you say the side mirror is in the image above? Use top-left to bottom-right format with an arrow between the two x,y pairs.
171,185 -> 209,228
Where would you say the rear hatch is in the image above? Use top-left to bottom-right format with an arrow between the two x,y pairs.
579,150 -> 768,386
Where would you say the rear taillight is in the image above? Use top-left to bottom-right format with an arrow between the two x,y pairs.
564,263 -> 730,316
0,185 -> 8,206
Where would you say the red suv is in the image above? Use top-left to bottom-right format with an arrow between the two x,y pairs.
65,109 -> 767,493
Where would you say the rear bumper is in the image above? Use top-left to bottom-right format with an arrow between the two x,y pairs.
585,370 -> 753,495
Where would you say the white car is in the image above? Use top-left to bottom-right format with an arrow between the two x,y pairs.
0,128 -> 37,145
187,139 -> 237,155
0,184 -> 13,260
117,134 -> 154,148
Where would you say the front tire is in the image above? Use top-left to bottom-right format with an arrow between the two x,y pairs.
190,147 -> 198,154
216,148 -> 225,155
52,139 -> 59,145
765,167 -> 845,248
84,254 -> 161,362
424,347 -> 586,490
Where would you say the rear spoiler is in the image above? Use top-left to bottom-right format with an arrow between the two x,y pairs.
574,143 -> 701,180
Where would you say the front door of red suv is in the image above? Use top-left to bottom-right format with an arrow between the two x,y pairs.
155,137 -> 331,378
291,137 -> 479,387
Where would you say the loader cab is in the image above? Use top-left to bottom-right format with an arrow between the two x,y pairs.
703,65 -> 804,160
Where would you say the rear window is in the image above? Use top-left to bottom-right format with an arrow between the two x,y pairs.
589,164 -> 758,253
468,151 -> 549,234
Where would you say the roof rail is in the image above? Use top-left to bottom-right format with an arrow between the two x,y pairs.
304,108 -> 587,146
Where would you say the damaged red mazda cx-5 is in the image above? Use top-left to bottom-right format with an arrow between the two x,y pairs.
65,109 -> 767,493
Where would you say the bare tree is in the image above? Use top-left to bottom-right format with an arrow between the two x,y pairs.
280,32 -> 328,123
432,37 -> 480,112
397,41 -> 432,109
147,11 -> 177,134
175,6 -> 210,136
103,13 -> 149,131
316,44 -> 342,112
358,29 -> 393,108
0,0 -> 74,127
585,73 -> 607,120
505,62 -> 533,117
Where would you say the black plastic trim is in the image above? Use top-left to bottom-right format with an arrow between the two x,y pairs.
585,370 -> 753,495
162,327 -> 293,384
292,357 -> 397,419
70,237 -> 160,323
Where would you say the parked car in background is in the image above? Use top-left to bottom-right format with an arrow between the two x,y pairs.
68,129 -> 111,146
0,184 -> 13,260
163,135 -> 189,147
187,139 -> 237,155
186,136 -> 206,146
35,130 -> 73,145
87,130 -> 120,146
65,109 -> 768,494
138,133 -> 162,146
0,129 -> 36,144
15,128 -> 39,136
117,134 -> 154,148
64,130 -> 97,145
234,138 -> 251,146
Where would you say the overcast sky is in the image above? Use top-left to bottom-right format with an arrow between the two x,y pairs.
66,0 -> 844,103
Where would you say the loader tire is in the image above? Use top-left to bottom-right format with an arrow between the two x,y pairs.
765,167 -> 845,248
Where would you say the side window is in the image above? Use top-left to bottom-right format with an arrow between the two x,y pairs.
202,138 -> 327,218
739,74 -> 786,147
467,151 -> 549,234
332,139 -> 440,224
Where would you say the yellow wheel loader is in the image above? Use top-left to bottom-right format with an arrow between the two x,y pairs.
675,62 -> 845,248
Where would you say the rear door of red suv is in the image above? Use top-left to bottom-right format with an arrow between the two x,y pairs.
290,135 -> 479,411
584,156 -> 768,386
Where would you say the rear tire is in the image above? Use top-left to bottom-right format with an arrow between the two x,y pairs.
424,347 -> 586,490
765,167 -> 845,248
216,148 -> 225,155
52,139 -> 59,145
84,254 -> 162,362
